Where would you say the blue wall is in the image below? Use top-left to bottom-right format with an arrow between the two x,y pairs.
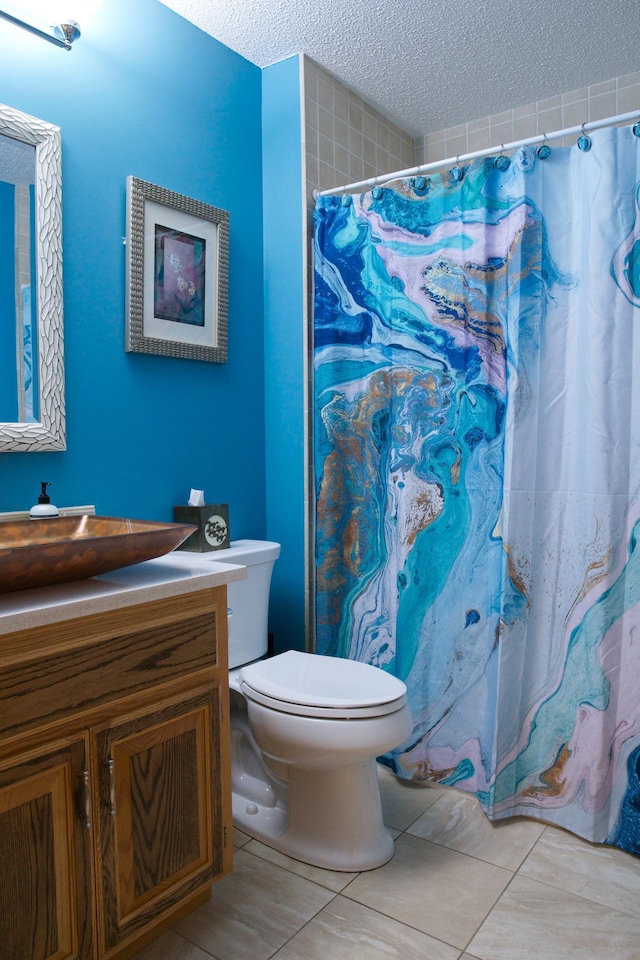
0,3 -> 308,650
262,57 -> 306,652
0,0 -> 266,541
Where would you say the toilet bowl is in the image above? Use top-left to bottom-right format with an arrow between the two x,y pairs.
202,540 -> 413,871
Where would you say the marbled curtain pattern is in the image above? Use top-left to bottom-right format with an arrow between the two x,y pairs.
313,125 -> 640,854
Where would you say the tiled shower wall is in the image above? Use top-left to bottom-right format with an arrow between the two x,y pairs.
414,70 -> 640,165
303,56 -> 414,200
304,65 -> 640,196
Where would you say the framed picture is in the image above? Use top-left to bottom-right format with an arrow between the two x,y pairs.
125,177 -> 229,362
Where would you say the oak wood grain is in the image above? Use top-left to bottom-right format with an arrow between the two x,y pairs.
0,584 -> 231,960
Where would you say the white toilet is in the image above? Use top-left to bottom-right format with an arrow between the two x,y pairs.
209,539 -> 413,871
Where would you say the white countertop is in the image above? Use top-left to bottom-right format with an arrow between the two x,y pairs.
0,551 -> 247,635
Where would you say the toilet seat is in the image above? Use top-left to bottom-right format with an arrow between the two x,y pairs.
239,650 -> 408,719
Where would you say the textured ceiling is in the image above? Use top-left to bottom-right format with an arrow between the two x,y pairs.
157,0 -> 640,138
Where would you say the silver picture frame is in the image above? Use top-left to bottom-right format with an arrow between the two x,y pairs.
125,176 -> 229,363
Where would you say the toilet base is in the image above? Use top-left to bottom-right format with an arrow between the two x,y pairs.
232,756 -> 394,872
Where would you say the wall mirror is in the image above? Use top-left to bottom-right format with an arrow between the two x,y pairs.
0,101 -> 65,452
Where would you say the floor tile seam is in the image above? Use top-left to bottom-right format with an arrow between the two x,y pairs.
176,929 -> 223,960
240,845 -> 359,894
513,865 -> 640,921
403,824 -> 541,874
264,890 -> 343,959
336,887 -> 470,953
459,869 -> 523,955
397,831 -> 519,879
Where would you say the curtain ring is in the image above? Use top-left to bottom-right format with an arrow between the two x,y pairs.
371,184 -> 383,199
577,123 -> 592,152
536,136 -> 551,159
633,121 -> 640,138
340,193 -> 352,206
494,146 -> 510,171
450,157 -> 464,181
411,175 -> 430,196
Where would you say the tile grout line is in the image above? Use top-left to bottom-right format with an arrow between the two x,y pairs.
176,929 -> 223,960
265,889 -> 342,960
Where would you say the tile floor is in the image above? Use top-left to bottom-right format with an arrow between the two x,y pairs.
132,766 -> 640,960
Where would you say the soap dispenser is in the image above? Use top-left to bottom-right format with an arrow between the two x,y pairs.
30,482 -> 59,519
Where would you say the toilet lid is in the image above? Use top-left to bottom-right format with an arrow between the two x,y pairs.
239,650 -> 407,713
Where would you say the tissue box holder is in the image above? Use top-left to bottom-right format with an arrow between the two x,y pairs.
173,503 -> 231,552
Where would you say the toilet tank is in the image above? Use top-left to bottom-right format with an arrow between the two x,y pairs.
207,539 -> 280,669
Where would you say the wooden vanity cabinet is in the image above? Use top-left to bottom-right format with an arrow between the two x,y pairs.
0,585 -> 232,960
0,736 -> 93,960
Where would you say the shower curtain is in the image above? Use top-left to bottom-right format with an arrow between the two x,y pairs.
313,124 -> 640,855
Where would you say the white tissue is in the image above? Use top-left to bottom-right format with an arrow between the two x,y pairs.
188,488 -> 205,506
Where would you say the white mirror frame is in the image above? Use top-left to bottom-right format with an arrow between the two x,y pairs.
0,102 -> 65,452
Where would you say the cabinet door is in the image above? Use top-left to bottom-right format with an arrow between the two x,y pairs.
93,687 -> 230,956
0,738 -> 93,960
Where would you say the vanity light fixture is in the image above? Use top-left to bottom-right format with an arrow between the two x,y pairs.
0,7 -> 77,47
0,0 -> 103,49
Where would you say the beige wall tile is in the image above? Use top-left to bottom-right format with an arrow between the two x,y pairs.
563,85 -> 589,105
618,70 -> 640,88
334,144 -> 349,178
318,77 -> 333,112
444,132 -> 467,158
538,94 -> 562,111
424,139 -> 446,162
589,78 -> 616,97
348,154 -> 365,182
318,134 -> 334,165
363,136 -> 376,166
414,140 -> 427,165
618,82 -> 640,113
376,121 -> 390,151
467,126 -> 492,152
590,91 -> 618,121
334,117 -> 349,149
562,98 -> 589,128
362,110 -> 376,141
513,115 -> 537,141
537,106 -> 562,135
468,116 -> 490,133
513,101 -> 536,120
318,105 -> 333,139
348,101 -> 363,132
318,159 -> 334,190
491,109 -> 514,126
348,128 -> 363,158
333,92 -> 349,123
363,160 -> 377,180
488,120 -> 513,147
409,70 -> 636,175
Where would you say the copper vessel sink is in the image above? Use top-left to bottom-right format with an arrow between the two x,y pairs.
0,515 -> 198,594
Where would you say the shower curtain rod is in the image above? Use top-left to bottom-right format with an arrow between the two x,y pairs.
315,109 -> 640,197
